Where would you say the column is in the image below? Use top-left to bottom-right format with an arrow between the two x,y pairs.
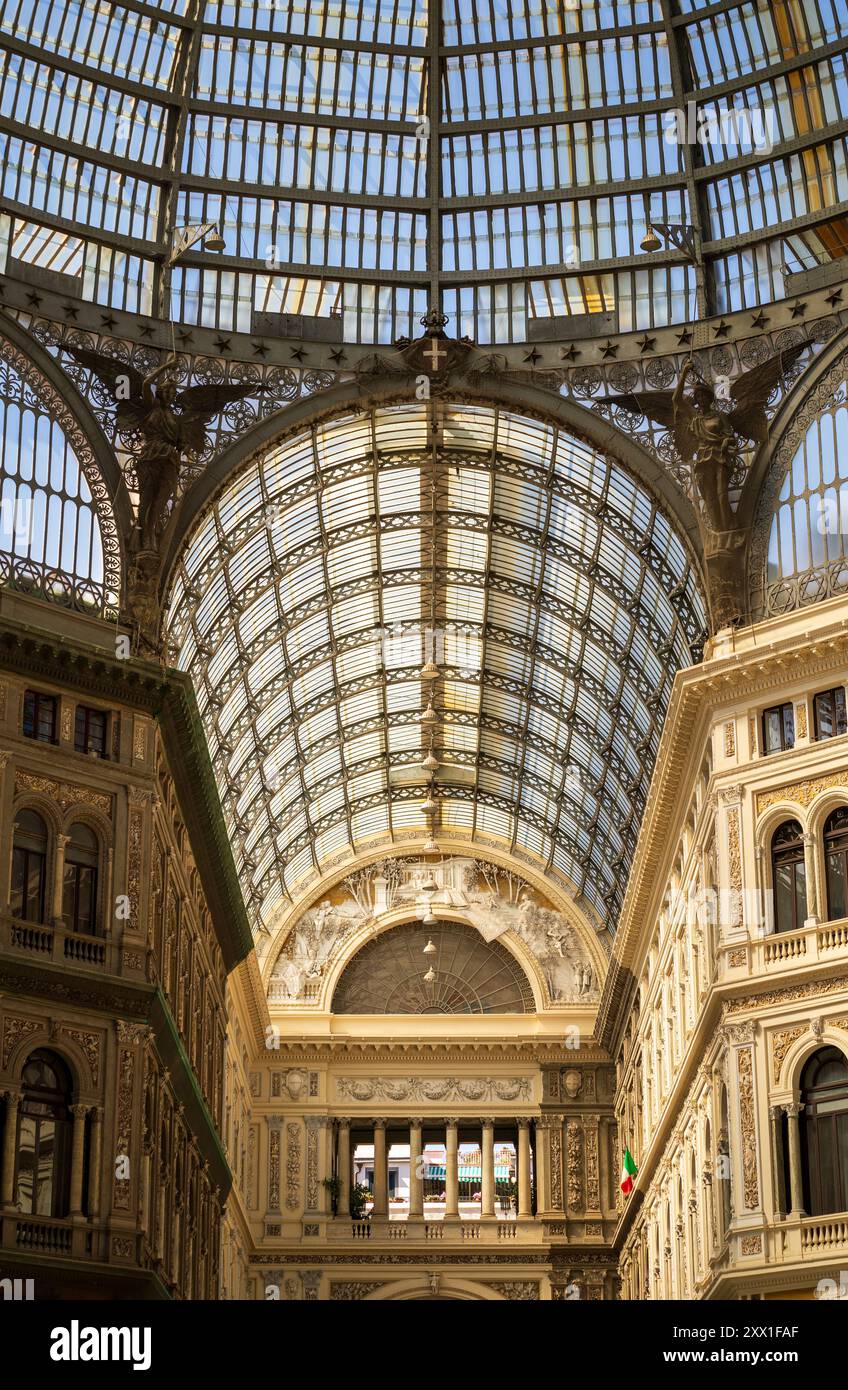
69,1103 -> 88,1217
372,1119 -> 388,1217
445,1118 -> 459,1218
52,833 -> 71,927
408,1117 -> 423,1219
337,1118 -> 351,1218
802,835 -> 819,924
88,1106 -> 103,1219
784,1103 -> 805,1216
517,1119 -> 532,1218
535,1118 -> 551,1214
481,1118 -> 495,1219
769,1104 -> 785,1218
6,819 -> 18,911
1,1089 -> 20,1208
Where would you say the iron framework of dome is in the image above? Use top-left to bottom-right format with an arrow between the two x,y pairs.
164,399 -> 707,935
331,920 -> 536,1014
1,0 -> 847,344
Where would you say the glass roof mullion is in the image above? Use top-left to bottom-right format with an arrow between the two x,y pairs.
505,423 -> 555,858
369,408 -> 396,842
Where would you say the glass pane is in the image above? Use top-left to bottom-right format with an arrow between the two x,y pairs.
764,709 -> 781,752
828,852 -> 847,921
15,1114 -> 37,1214
774,861 -> 795,933
816,691 -> 835,739
34,1118 -> 56,1216
24,853 -> 45,923
794,862 -> 807,928
10,847 -> 25,918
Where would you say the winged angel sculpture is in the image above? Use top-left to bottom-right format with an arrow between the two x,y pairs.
65,347 -> 264,654
66,348 -> 262,553
604,342 -> 811,627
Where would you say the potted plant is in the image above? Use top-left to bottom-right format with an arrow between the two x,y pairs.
322,1175 -> 341,1216
349,1183 -> 371,1221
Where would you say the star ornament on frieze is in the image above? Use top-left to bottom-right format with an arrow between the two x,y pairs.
394,308 -> 475,383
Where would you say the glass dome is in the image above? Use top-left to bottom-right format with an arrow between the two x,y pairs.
1,0 -> 846,344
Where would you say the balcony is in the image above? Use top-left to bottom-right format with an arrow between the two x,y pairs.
0,912 -> 124,974
766,1211 -> 848,1265
327,1214 -> 543,1246
723,917 -> 848,979
0,1212 -> 111,1261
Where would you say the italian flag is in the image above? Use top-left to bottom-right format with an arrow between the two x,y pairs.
620,1147 -> 637,1196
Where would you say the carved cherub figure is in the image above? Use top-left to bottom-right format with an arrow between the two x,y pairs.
65,347 -> 263,551
605,342 -> 811,534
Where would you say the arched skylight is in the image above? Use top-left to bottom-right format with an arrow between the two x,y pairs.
165,400 -> 707,936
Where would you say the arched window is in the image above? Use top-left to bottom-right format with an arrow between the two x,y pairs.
62,823 -> 98,935
801,1047 -> 848,1217
824,808 -> 848,922
15,1050 -> 73,1217
771,819 -> 807,934
11,809 -> 48,923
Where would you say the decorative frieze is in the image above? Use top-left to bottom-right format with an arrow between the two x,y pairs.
335,1076 -> 532,1103
330,1282 -> 385,1300
491,1281 -> 540,1300
14,770 -> 111,815
756,770 -> 848,815
725,976 -> 848,1013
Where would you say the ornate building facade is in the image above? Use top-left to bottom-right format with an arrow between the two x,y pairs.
1,0 -> 848,1305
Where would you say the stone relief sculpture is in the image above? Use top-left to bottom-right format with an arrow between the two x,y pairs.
268,856 -> 599,1005
268,897 -> 366,1000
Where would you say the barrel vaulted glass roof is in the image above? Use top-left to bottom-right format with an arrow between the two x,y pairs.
1,0 -> 847,343
164,401 -> 707,937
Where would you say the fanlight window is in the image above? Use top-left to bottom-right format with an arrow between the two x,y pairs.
331,921 -> 535,1015
0,351 -> 117,614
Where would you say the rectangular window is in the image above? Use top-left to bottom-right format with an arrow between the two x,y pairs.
22,690 -> 57,743
74,705 -> 108,757
762,702 -> 795,754
814,687 -> 848,741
